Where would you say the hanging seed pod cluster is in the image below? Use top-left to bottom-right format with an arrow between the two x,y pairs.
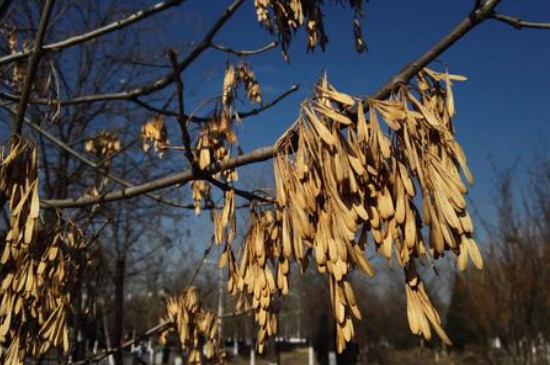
160,287 -> 224,364
405,262 -> 451,344
192,122 -> 238,214
141,115 -> 169,156
192,62 -> 261,214
8,29 -> 29,94
213,190 -> 236,247
222,62 -> 262,106
228,209 -> 282,353
84,130 -> 121,161
224,68 -> 481,352
0,139 -> 87,364
254,0 -> 367,59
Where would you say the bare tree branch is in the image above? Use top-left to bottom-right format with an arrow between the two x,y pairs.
167,49 -> 194,164
131,83 -> 299,121
207,177 -> 274,203
492,12 -> 550,30
82,220 -> 110,250
130,97 -> 179,116
72,320 -> 174,365
0,0 -> 246,106
366,0 -> 502,105
184,237 -> 215,288
2,105 -> 194,209
473,0 -> 482,10
210,40 -> 278,56
13,0 -> 55,135
42,0 -> 503,209
0,0 -> 189,67
235,84 -> 299,120
220,307 -> 253,318
168,49 -> 274,204
42,145 -> 276,208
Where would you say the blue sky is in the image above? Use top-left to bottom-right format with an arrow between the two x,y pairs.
166,0 -> 550,238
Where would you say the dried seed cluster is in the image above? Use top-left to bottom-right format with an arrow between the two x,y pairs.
5,27 -> 50,97
84,130 -> 121,163
214,190 -> 239,329
0,139 -> 87,364
195,126 -> 237,173
0,139 -> 39,261
227,209 -> 283,353
192,181 -> 213,215
405,263 -> 451,344
254,0 -> 367,59
226,69 -> 481,352
191,129 -> 237,214
223,62 -> 262,107
191,62 -> 255,214
7,29 -> 29,94
160,287 -> 223,363
213,190 -> 236,246
141,115 -> 169,156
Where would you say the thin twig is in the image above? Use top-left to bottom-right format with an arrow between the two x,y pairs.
132,84 -> 299,123
72,321 -> 173,365
130,97 -> 177,116
13,0 -> 55,135
2,105 -> 194,209
184,237 -> 216,288
0,0 -> 189,66
365,0 -> 502,106
236,84 -> 299,119
167,49 -> 194,164
1,0 -> 246,106
82,220 -> 109,250
43,145 -> 276,208
168,49 -> 275,204
220,307 -> 254,318
210,41 -> 278,56
492,13 -> 550,30
207,177 -> 274,204
131,91 -> 178,116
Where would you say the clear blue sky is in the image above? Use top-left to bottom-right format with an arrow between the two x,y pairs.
174,1 -> 550,230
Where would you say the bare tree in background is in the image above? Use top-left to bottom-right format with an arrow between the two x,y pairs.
447,160 -> 550,364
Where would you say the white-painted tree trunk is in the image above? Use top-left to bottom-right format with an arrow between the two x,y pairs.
308,345 -> 315,365
250,348 -> 256,365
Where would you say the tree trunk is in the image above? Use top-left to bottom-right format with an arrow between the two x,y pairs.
113,257 -> 126,365
71,288 -> 83,361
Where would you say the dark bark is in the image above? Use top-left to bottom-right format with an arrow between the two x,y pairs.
113,257 -> 126,365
